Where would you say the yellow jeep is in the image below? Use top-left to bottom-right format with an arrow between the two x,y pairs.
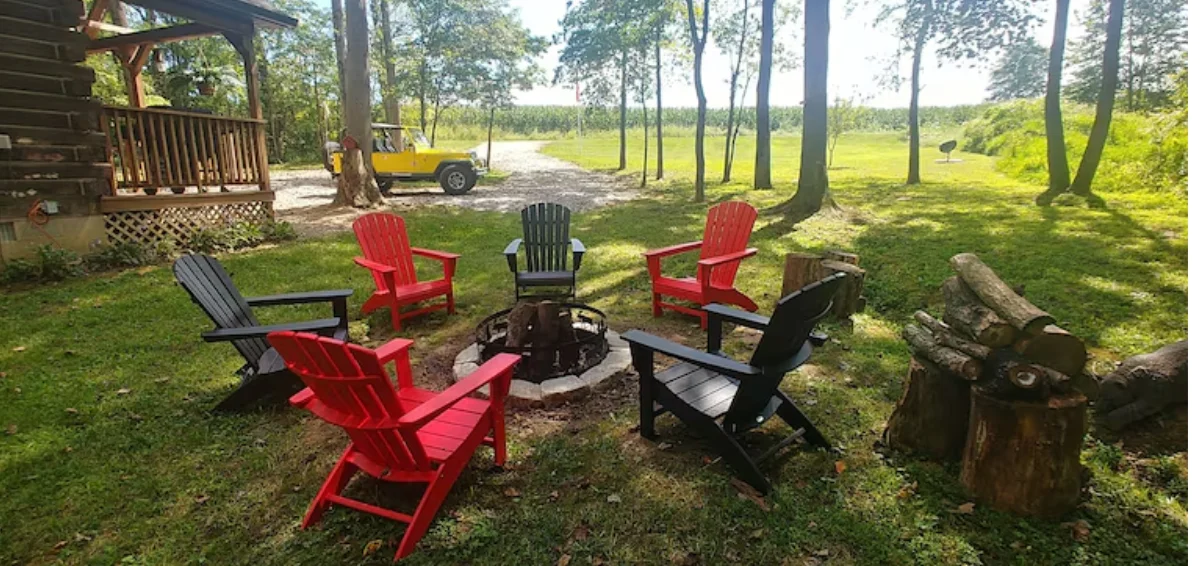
325,123 -> 487,195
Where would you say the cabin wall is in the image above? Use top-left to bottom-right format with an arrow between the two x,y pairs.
0,0 -> 109,262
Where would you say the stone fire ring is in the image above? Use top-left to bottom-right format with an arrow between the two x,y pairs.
452,330 -> 631,409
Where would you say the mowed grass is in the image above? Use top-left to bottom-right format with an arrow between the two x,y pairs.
0,132 -> 1187,565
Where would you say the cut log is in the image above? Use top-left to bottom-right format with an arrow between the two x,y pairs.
977,348 -> 1050,401
556,309 -> 580,368
914,310 -> 992,360
823,250 -> 860,266
781,252 -> 826,298
949,253 -> 1055,331
903,324 -> 982,380
531,301 -> 561,377
505,302 -> 538,348
1013,324 -> 1086,377
941,277 -> 1017,348
1096,340 -> 1187,430
884,357 -> 971,462
821,259 -> 866,318
960,389 -> 1087,518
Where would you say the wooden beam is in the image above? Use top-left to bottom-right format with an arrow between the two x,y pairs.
86,22 -> 221,53
118,0 -> 253,35
84,19 -> 134,36
82,0 -> 110,39
100,190 -> 274,213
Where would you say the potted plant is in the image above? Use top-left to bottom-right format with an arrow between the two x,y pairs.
166,65 -> 241,97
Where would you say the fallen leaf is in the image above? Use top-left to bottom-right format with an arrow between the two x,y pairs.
363,539 -> 383,556
1062,519 -> 1090,542
5,424 -> 16,435
591,557 -> 606,565
129,413 -> 143,422
897,481 -> 918,499
548,490 -> 560,501
570,524 -> 590,542
116,388 -> 131,396
12,346 -> 25,353
52,540 -> 68,551
154,377 -> 170,384
63,446 -> 73,453
195,494 -> 210,505
750,528 -> 765,539
0,371 -> 7,378
65,408 -> 78,415
807,521 -> 817,529
657,442 -> 673,451
730,478 -> 770,512
73,532 -> 92,543
834,461 -> 847,475
504,487 -> 521,498
814,549 -> 830,557
64,350 -> 76,356
606,494 -> 621,504
557,554 -> 572,566
951,502 -> 975,515
700,455 -> 713,465
12,387 -> 19,394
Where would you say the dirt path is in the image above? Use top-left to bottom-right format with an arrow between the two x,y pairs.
275,141 -> 637,237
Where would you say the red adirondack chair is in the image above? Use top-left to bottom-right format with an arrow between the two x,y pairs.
646,201 -> 759,329
353,212 -> 459,331
267,330 -> 520,561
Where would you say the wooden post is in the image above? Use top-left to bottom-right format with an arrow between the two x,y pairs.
960,389 -> 1087,518
228,31 -> 271,192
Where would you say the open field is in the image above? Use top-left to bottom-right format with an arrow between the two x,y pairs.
0,132 -> 1186,565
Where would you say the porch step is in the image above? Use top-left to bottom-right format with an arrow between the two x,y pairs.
0,125 -> 106,147
6,144 -> 106,163
0,160 -> 110,181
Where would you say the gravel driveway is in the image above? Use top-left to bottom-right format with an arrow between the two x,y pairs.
275,141 -> 637,237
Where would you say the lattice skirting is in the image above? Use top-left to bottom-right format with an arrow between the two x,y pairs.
105,201 -> 274,245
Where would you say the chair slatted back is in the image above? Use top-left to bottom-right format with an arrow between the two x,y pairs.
268,331 -> 427,472
353,213 -> 419,288
173,254 -> 267,369
521,202 -> 572,273
697,201 -> 757,287
726,273 -> 845,430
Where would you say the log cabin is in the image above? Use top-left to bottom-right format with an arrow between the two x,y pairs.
0,0 -> 296,261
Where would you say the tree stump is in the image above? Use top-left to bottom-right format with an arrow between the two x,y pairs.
959,388 -> 1087,518
823,250 -> 860,265
822,260 -> 866,318
884,357 -> 972,461
781,252 -> 826,298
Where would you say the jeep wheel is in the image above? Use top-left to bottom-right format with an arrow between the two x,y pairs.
439,164 -> 476,195
375,177 -> 394,193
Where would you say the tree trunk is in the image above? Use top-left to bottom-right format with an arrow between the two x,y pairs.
331,0 -> 347,111
885,357 -> 972,461
949,253 -> 1055,331
1037,0 -> 1072,205
335,0 -> 382,208
790,0 -> 830,217
430,99 -> 442,147
655,22 -> 664,180
685,0 -> 710,202
1070,0 -> 1125,200
487,107 -> 495,168
379,0 -> 399,124
941,276 -> 1018,348
754,0 -> 774,189
1125,6 -> 1134,111
642,95 -> 649,187
619,47 -> 628,171
906,15 -> 929,186
418,63 -> 428,132
722,0 -> 750,184
960,389 -> 1087,518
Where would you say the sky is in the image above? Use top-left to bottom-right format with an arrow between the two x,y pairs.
506,0 -> 1067,109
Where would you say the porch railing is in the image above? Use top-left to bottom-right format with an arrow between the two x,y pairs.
102,106 -> 268,194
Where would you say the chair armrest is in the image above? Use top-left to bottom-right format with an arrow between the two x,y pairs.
399,354 -> 521,428
703,304 -> 769,353
202,318 -> 342,342
704,304 -> 769,330
644,240 -> 702,259
290,388 -> 315,408
375,338 -> 414,364
503,238 -> 523,272
571,238 -> 586,272
697,247 -> 758,268
245,289 -> 353,307
621,330 -> 760,380
412,248 -> 459,279
354,257 -> 396,274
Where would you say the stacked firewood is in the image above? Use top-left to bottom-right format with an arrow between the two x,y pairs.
885,253 -> 1092,519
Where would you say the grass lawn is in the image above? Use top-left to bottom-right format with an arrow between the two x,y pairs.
0,133 -> 1186,565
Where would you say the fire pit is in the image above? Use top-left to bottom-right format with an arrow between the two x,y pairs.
453,301 -> 631,408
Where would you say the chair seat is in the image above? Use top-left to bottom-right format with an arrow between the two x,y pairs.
516,270 -> 575,287
654,362 -> 739,419
398,387 -> 492,462
394,279 -> 452,301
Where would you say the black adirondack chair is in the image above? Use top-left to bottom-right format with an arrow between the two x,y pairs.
504,202 -> 586,299
173,254 -> 353,412
622,273 -> 845,493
